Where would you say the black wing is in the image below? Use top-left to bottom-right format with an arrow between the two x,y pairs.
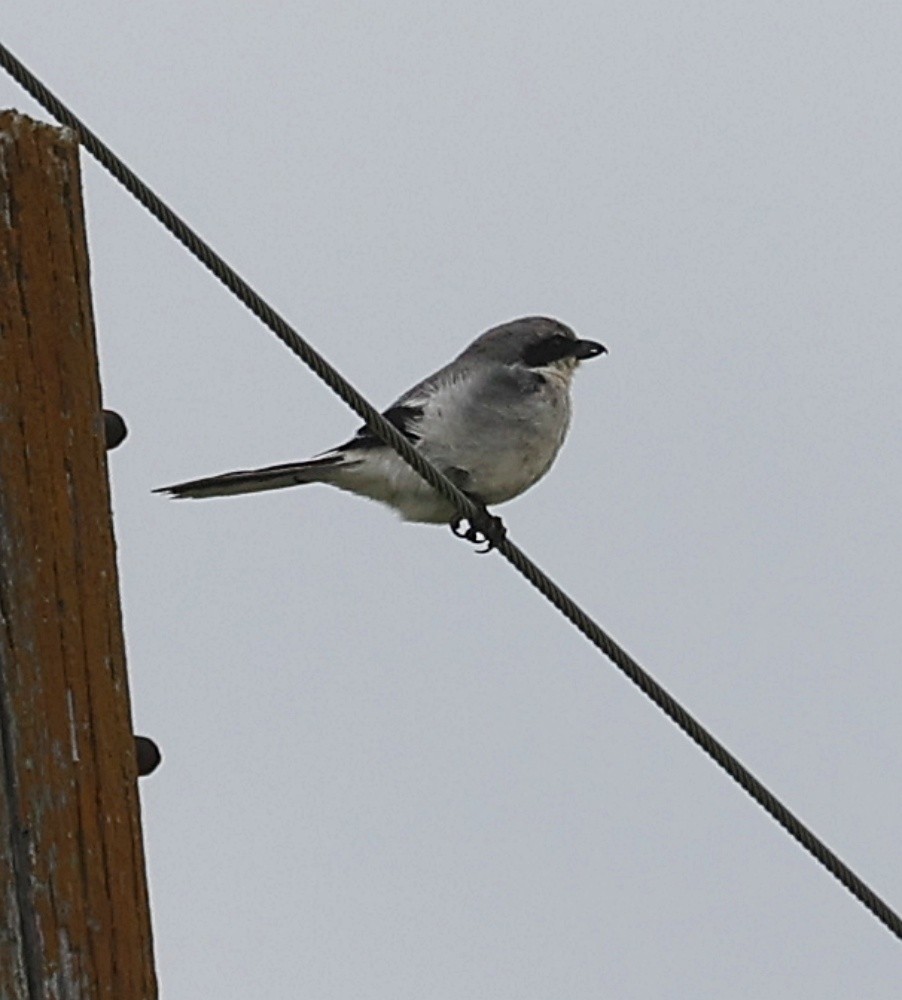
336,404 -> 424,452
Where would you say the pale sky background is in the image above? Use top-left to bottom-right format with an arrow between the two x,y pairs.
3,3 -> 902,996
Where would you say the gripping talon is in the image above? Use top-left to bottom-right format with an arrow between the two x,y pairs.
449,512 -> 506,553
450,516 -> 471,540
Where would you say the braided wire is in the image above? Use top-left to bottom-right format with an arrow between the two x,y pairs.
3,40 -> 900,941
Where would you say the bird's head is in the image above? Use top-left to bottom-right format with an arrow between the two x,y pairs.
462,317 -> 606,379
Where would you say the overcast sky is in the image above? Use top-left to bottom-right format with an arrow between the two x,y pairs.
4,2 -> 902,996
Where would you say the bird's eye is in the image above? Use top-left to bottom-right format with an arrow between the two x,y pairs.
521,335 -> 573,367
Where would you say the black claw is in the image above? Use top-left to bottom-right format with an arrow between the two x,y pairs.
449,511 -> 506,553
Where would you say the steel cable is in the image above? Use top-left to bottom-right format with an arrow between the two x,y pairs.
3,40 -> 900,941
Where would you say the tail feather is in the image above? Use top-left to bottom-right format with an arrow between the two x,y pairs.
154,455 -> 347,499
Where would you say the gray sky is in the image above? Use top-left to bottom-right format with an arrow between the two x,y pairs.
4,2 -> 902,996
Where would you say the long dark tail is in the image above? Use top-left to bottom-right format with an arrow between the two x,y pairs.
154,455 -> 345,499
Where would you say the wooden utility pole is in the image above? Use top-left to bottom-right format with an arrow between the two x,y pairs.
0,112 -> 157,998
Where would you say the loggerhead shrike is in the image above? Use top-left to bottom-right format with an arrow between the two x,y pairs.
156,316 -> 606,547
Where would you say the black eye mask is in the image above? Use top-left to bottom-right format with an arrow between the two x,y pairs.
521,335 -> 577,367
521,335 -> 606,367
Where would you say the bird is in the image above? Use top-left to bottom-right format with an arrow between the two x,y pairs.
155,316 -> 606,548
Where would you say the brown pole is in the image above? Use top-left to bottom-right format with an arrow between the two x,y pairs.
0,112 -> 157,999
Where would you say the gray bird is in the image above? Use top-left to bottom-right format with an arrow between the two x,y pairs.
156,317 -> 606,544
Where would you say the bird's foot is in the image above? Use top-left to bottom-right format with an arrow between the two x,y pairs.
450,511 -> 507,554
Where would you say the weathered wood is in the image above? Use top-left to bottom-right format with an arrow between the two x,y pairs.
0,111 -> 157,999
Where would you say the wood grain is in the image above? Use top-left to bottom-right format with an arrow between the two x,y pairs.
0,111 -> 156,1000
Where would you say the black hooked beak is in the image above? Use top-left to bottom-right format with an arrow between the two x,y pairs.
571,339 -> 607,360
